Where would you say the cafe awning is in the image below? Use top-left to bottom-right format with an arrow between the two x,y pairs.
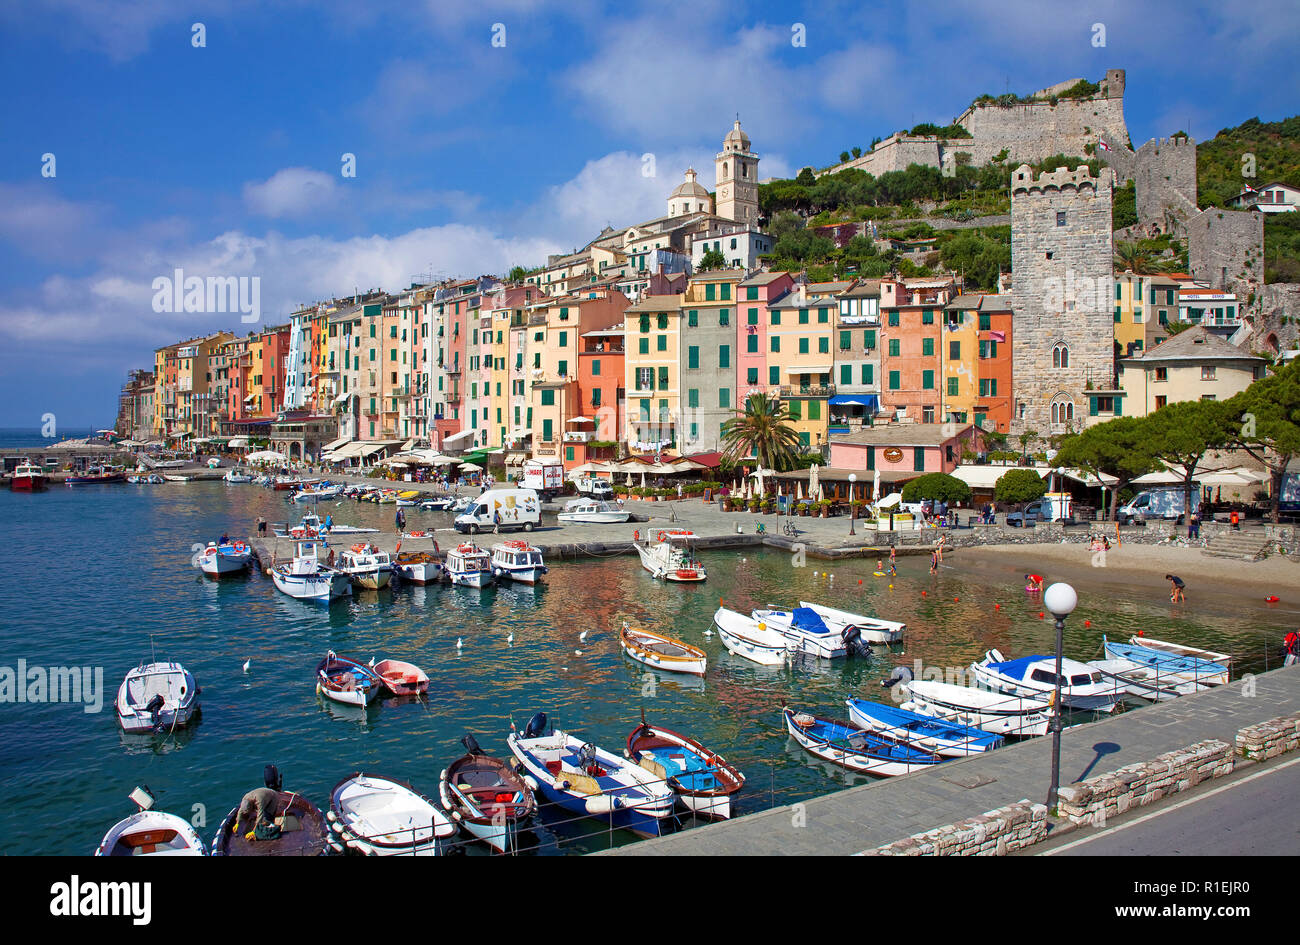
829,394 -> 880,411
442,429 -> 476,447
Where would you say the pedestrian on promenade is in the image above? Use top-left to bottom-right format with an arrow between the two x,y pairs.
1188,512 -> 1200,540
1166,573 -> 1186,603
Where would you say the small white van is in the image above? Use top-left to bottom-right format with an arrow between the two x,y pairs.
454,488 -> 542,534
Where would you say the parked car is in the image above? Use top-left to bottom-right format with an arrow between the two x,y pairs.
1006,499 -> 1075,527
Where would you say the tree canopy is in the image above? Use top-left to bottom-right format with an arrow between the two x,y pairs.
993,468 -> 1048,506
1052,417 -> 1159,519
1222,360 -> 1300,522
901,472 -> 972,505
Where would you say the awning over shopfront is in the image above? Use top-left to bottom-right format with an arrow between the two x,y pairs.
829,394 -> 880,411
442,429 -> 476,448
322,436 -> 351,452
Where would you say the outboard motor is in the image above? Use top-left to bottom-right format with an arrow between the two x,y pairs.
462,734 -> 483,756
522,712 -> 548,739
264,764 -> 283,792
881,665 -> 914,689
577,742 -> 597,772
840,625 -> 864,657
144,693 -> 165,716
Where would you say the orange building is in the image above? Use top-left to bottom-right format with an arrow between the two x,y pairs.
878,277 -> 958,423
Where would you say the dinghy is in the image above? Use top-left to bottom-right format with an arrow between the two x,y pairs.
507,712 -> 675,839
1087,657 -> 1215,703
970,649 -> 1122,712
328,773 -> 456,856
194,539 -> 252,578
116,661 -> 200,733
750,605 -> 854,659
796,601 -> 905,645
96,786 -> 206,856
315,651 -> 382,707
1126,635 -> 1232,668
845,698 -> 1003,756
1103,636 -> 1229,686
211,765 -> 328,857
439,735 -> 536,854
783,708 -> 945,777
619,623 -> 707,676
625,715 -> 744,820
371,657 -> 429,697
713,606 -> 791,666
901,679 -> 1052,737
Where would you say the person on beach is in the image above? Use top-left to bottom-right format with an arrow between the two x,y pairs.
929,550 -> 938,575
256,516 -> 266,536
1025,573 -> 1044,592
936,533 -> 948,562
889,545 -> 897,567
1284,631 -> 1300,667
1166,573 -> 1186,603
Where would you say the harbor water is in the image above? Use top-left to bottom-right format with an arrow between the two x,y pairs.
0,481 -> 1290,854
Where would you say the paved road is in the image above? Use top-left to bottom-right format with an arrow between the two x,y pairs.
1039,755 -> 1300,857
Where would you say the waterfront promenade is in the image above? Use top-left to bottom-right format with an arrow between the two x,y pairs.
600,667 -> 1300,856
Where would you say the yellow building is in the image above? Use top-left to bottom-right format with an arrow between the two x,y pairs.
1114,271 -> 1180,357
766,285 -> 836,451
623,294 -> 683,451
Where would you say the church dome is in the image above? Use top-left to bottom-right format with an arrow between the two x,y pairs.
723,119 -> 750,153
670,167 -> 710,200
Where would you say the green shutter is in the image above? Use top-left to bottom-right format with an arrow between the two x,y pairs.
922,337 -> 934,356
658,366 -> 669,389
862,364 -> 873,384
688,346 -> 699,369
947,376 -> 958,396
769,366 -> 779,385
688,388 -> 699,408
542,418 -> 553,440
923,370 -> 934,389
719,345 -> 729,367
889,370 -> 900,390
841,364 -> 851,385
770,336 -> 779,353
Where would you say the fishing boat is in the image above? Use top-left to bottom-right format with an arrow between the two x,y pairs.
211,766 -> 329,857
796,601 -> 905,645
490,539 -> 548,585
371,657 -> 429,697
619,623 -> 707,676
749,606 -> 854,659
292,483 -> 343,502
164,474 -> 192,482
1104,636 -> 1229,686
1087,657 -> 1214,703
393,550 -> 440,584
127,473 -> 166,484
713,606 -> 791,666
96,787 -> 206,856
557,498 -> 631,523
507,712 -> 675,839
970,649 -> 1122,712
271,539 -> 351,602
66,465 -> 126,485
273,513 -> 379,537
328,773 -> 457,856
625,715 -> 744,820
316,651 -> 382,707
845,698 -> 1004,757
439,735 -> 537,854
900,679 -> 1052,738
634,529 -> 706,582
116,661 -> 200,733
1126,635 -> 1232,668
337,543 -> 393,590
418,496 -> 456,511
783,708 -> 946,777
194,539 -> 252,578
444,543 -> 494,588
223,468 -> 254,483
10,460 -> 47,491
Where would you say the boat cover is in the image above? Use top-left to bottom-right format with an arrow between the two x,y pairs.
983,654 -> 1049,679
790,607 -> 834,636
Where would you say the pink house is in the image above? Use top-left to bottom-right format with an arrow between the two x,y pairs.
828,423 -> 977,476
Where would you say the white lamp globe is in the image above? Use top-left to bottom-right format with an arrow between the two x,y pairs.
1044,582 -> 1078,618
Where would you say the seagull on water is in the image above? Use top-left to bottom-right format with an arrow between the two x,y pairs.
242,659 -> 251,674
456,637 -> 463,650
507,632 -> 514,645
579,630 -> 589,642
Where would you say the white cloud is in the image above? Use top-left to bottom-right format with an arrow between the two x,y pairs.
243,168 -> 340,219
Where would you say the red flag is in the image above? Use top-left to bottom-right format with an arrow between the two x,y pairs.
1097,139 -> 1112,153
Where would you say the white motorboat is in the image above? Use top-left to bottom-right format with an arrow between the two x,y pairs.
444,543 -> 494,588
490,539 -> 548,585
393,550 -> 440,584
557,498 -> 630,524
224,468 -> 254,483
116,661 -> 201,733
970,648 -> 1122,712
163,474 -> 192,482
712,606 -> 791,666
292,483 -> 343,502
328,774 -> 456,856
796,601 -> 905,645
194,539 -> 252,578
96,787 -> 206,856
1087,658 -> 1215,703
634,529 -> 706,582
271,539 -> 352,602
418,496 -> 456,512
901,679 -> 1052,738
749,606 -> 850,659
337,543 -> 393,590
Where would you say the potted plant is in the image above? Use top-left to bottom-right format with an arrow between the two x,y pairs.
761,498 -> 776,514
748,497 -> 762,513
816,499 -> 833,518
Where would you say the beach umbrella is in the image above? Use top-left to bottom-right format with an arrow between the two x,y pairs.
640,471 -> 646,490
796,481 -> 804,501
459,462 -> 483,472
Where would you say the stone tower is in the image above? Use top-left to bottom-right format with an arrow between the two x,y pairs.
1133,136 -> 1198,232
1009,164 -> 1114,436
715,119 -> 759,226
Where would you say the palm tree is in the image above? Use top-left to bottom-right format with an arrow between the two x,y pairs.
1113,240 -> 1155,274
721,393 -> 802,472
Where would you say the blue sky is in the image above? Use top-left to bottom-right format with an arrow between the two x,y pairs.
1,0 -> 1296,427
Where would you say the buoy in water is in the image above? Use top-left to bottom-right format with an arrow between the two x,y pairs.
1266,595 -> 1280,603
921,590 -> 927,597
994,603 -> 1000,611
888,584 -> 894,589
1085,620 -> 1092,627
954,597 -> 960,603
858,579 -> 863,585
1038,612 -> 1045,618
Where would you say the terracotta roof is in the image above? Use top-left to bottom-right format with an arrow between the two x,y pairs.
831,423 -> 974,447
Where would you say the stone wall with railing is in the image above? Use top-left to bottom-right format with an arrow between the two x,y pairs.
1055,739 -> 1233,826
858,800 -> 1047,856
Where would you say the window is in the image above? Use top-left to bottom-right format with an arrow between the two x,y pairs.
688,346 -> 699,369
799,338 -> 809,354
807,400 -> 820,420
639,338 -> 649,355
914,448 -> 925,471
688,310 -> 698,327
1155,395 -> 1167,409
719,345 -> 729,368
747,308 -> 758,325
841,364 -> 852,385
658,366 -> 669,389
922,338 -> 934,357
888,311 -> 899,327
798,309 -> 809,325
1053,344 -> 1069,369
1155,367 -> 1168,381
922,309 -> 934,325
721,283 -> 731,301
817,307 -> 829,323
922,370 -> 935,390
1056,211 -> 1066,227
888,370 -> 900,390
639,315 -> 650,333
591,388 -> 601,407
719,388 -> 730,408
746,367 -> 759,384
657,335 -> 667,352
746,286 -> 758,300
840,330 -> 851,350
769,366 -> 779,385
719,308 -> 729,326
861,364 -> 873,385
688,389 -> 699,408
557,360 -> 568,377
888,339 -> 900,357
747,335 -> 759,353
540,389 -> 555,406
818,337 -> 829,354
949,341 -> 960,359
1201,366 -> 1217,381
770,310 -> 781,326
770,336 -> 780,353
864,329 -> 876,349
558,331 -> 567,347
705,284 -> 716,301
592,359 -> 601,376
979,313 -> 991,331
947,376 -> 959,396
637,368 -> 653,391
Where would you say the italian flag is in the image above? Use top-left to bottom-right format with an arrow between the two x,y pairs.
1097,139 -> 1112,152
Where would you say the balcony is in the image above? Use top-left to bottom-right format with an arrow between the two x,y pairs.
563,431 -> 593,443
779,385 -> 836,398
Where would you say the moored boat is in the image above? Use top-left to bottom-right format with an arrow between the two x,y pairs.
96,786 -> 206,856
796,601 -> 905,645
750,605 -> 853,659
337,543 -> 393,590
223,468 -> 254,483
328,773 -> 456,856
490,539 -> 548,585
900,678 -> 1051,738
1087,657 -> 1214,703
626,715 -> 744,820
444,543 -> 494,588
970,648 -> 1122,712
195,539 -> 252,578
557,498 -> 631,523
10,460 -> 47,491
271,539 -> 351,602
211,766 -> 329,856
619,623 -> 707,676
116,660 -> 200,733
371,657 -> 429,697
507,712 -> 675,839
634,529 -> 706,582
1125,635 -> 1232,668
316,651 -> 382,707
783,707 -> 945,777
439,735 -> 536,854
66,465 -> 126,485
393,550 -> 440,584
845,698 -> 1004,757
713,606 -> 791,666
1103,636 -> 1229,686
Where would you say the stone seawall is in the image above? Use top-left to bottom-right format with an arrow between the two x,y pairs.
859,800 -> 1047,856
1236,712 -> 1300,761
1055,739 -> 1234,826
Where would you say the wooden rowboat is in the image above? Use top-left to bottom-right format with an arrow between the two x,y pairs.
212,791 -> 328,856
619,622 -> 707,676
626,714 -> 744,820
371,658 -> 429,697
439,735 -> 536,854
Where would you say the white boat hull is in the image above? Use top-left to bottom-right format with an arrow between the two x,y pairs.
97,810 -> 207,856
272,568 -> 351,602
713,608 -> 789,666
797,601 -> 904,644
970,652 -> 1121,712
750,609 -> 847,659
902,681 -> 1051,738
198,549 -> 251,577
116,662 -> 201,734
394,561 -> 438,584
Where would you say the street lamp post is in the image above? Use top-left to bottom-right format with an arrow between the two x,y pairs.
1044,581 -> 1078,812
848,473 -> 857,536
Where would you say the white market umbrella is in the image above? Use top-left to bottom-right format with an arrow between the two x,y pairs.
640,471 -> 647,490
459,462 -> 483,472
796,481 -> 804,501
873,468 -> 881,503
246,450 -> 286,463
808,464 -> 820,501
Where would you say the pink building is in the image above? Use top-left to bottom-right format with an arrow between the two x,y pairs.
736,271 -> 795,400
828,423 -> 978,477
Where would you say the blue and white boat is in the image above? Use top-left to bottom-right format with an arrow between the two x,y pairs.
271,539 -> 352,603
751,605 -> 854,659
1102,636 -> 1229,686
625,715 -> 745,820
970,649 -> 1122,712
490,540 -> 548,585
845,698 -> 1004,757
797,601 -> 905,645
507,713 -> 675,838
195,539 -> 253,578
783,708 -> 946,777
